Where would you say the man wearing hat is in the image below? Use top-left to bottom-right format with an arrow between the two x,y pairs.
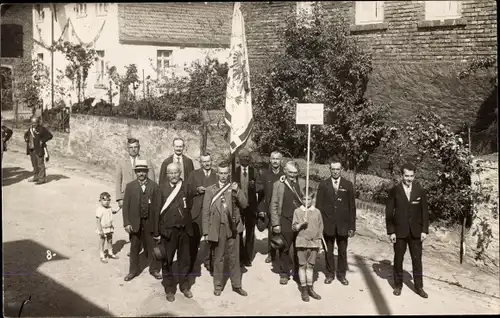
233,149 -> 262,267
159,137 -> 194,186
258,151 -> 285,264
153,163 -> 194,302
270,161 -> 303,285
202,161 -> 248,297
23,116 -> 53,185
186,153 -> 218,275
115,138 -> 155,257
122,159 -> 163,281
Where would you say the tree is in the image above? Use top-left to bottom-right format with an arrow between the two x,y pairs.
15,60 -> 50,114
252,5 -> 389,187
108,64 -> 140,104
55,41 -> 97,105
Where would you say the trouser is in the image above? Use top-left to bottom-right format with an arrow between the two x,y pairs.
162,227 -> 191,294
28,149 -> 46,181
189,217 -> 212,274
323,233 -> 349,278
129,218 -> 160,275
393,236 -> 423,289
212,226 -> 242,290
240,208 -> 256,263
277,230 -> 298,278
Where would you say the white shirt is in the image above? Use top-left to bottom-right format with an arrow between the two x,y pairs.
403,183 -> 412,201
130,156 -> 138,168
204,169 -> 211,178
219,181 -> 226,189
331,177 -> 340,191
174,155 -> 184,178
240,166 -> 249,196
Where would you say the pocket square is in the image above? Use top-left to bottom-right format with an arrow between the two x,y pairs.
338,198 -> 343,201
339,188 -> 347,192
148,199 -> 152,204
411,201 -> 419,204
416,197 -> 421,201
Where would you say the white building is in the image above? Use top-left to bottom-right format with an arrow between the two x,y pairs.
32,3 -> 232,108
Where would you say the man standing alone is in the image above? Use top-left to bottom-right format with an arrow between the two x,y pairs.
24,116 -> 52,185
315,160 -> 356,286
385,163 -> 429,298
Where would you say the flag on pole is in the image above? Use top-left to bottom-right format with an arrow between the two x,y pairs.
225,2 -> 253,154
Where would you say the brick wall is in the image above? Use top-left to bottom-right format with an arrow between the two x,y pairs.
1,4 -> 34,109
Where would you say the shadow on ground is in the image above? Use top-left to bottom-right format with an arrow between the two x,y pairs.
1,166 -> 69,187
355,255 -> 392,315
372,259 -> 416,293
3,239 -> 112,317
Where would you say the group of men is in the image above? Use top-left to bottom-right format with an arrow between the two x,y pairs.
115,135 -> 430,302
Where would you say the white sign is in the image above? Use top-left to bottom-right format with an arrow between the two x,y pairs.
296,103 -> 324,125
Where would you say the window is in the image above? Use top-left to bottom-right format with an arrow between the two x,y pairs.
95,50 -> 106,87
425,1 -> 461,21
96,3 -> 108,16
0,24 -> 23,58
296,2 -> 314,17
75,3 -> 87,18
157,50 -> 172,78
35,4 -> 45,23
37,53 -> 44,62
355,1 -> 384,25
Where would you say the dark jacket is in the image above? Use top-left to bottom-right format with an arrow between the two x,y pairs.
122,178 -> 162,234
159,154 -> 195,186
316,177 -> 356,236
154,181 -> 193,238
233,165 -> 262,213
24,126 -> 53,156
2,125 -> 13,152
385,182 -> 429,239
186,168 -> 217,221
258,166 -> 285,214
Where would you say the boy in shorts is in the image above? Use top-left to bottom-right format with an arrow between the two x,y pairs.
292,189 -> 324,302
96,192 -> 121,263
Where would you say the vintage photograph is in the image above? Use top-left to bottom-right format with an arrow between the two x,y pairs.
1,1 -> 498,316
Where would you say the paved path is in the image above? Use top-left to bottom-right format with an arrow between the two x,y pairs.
2,148 -> 499,316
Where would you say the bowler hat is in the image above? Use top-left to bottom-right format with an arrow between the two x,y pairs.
256,213 -> 269,232
152,243 -> 166,262
270,233 -> 287,251
133,159 -> 149,170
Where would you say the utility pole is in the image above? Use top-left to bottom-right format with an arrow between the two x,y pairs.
50,4 -> 55,116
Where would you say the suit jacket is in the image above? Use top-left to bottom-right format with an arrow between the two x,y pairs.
122,178 -> 162,234
270,178 -> 304,228
2,125 -> 13,152
315,177 -> 356,236
233,165 -> 262,213
186,168 -> 217,221
202,182 -> 248,242
258,166 -> 285,214
153,181 -> 193,238
24,126 -> 53,156
115,156 -> 156,201
159,154 -> 194,186
385,182 -> 429,239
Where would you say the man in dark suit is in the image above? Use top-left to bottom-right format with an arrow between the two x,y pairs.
385,162 -> 429,298
316,160 -> 356,286
186,153 -> 217,274
258,151 -> 285,264
233,149 -> 262,267
122,159 -> 163,281
23,116 -> 53,185
159,137 -> 194,186
153,162 -> 194,302
202,161 -> 248,296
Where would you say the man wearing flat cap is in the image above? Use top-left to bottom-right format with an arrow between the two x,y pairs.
122,159 -> 162,281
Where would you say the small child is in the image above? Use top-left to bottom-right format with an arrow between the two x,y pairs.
96,192 -> 120,263
292,189 -> 324,302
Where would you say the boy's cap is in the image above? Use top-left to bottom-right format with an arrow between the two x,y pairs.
100,192 -> 111,200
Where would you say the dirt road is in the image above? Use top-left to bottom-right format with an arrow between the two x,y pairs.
2,148 -> 499,316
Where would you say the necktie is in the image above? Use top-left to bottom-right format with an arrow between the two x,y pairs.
133,157 -> 136,168
243,167 -> 247,177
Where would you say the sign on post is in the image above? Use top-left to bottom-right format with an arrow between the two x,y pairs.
296,103 -> 324,219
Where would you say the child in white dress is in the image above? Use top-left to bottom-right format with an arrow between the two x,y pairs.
96,192 -> 120,263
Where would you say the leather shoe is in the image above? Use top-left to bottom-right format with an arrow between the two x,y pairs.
181,289 -> 193,299
280,276 -> 289,285
28,178 -> 38,183
265,255 -> 272,263
232,287 -> 248,296
416,288 -> 428,298
307,286 -> 321,300
150,271 -> 162,280
124,273 -> 137,281
393,287 -> 402,296
339,277 -> 349,286
324,276 -> 334,284
166,293 -> 175,302
214,289 -> 222,296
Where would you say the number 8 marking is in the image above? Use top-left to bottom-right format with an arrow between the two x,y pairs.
46,250 -> 52,260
